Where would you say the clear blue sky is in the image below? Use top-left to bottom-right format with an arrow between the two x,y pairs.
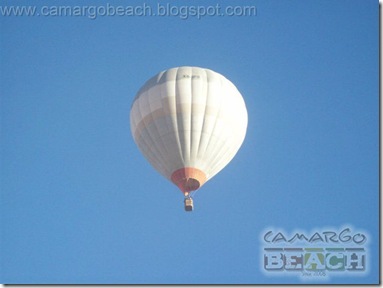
1,0 -> 379,284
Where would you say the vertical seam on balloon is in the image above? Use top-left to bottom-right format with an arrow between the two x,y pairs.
199,73 -> 225,178
204,80 -> 231,177
157,73 -> 170,177
174,68 -> 185,164
182,66 -> 192,165
160,69 -> 189,177
190,67 -> 194,166
174,67 -> 185,164
154,67 -> 184,174
196,68 -> 209,168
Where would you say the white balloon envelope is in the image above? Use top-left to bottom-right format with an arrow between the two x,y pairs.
130,66 -> 248,206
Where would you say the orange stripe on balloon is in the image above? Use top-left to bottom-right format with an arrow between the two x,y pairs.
171,167 -> 207,194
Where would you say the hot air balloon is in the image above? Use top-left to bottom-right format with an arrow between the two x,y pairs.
130,66 -> 248,211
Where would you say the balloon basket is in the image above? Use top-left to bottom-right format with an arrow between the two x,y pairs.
184,197 -> 194,212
